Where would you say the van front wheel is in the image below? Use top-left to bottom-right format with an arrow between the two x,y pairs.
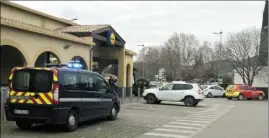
16,120 -> 33,130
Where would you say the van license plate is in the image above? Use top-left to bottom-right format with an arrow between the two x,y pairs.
14,109 -> 29,115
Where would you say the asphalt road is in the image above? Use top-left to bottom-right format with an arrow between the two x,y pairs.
1,98 -> 268,138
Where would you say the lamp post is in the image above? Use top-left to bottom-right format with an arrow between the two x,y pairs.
213,31 -> 223,85
138,44 -> 145,78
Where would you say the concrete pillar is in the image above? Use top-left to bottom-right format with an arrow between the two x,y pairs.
117,48 -> 126,99
126,63 -> 133,97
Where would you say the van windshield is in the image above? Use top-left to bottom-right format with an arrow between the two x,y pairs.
12,69 -> 53,92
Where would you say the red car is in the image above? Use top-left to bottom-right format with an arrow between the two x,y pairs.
225,84 -> 265,100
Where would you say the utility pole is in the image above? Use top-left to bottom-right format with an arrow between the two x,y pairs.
138,44 -> 145,78
213,31 -> 223,85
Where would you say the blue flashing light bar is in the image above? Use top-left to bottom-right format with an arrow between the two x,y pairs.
68,61 -> 83,69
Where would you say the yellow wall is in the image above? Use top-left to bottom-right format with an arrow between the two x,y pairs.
1,26 -> 91,67
125,54 -> 134,87
1,3 -> 71,30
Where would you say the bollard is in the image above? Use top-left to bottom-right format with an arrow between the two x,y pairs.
137,88 -> 140,102
130,88 -> 132,103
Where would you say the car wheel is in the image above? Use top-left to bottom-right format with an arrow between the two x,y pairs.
108,104 -> 118,121
193,102 -> 198,107
146,94 -> 157,104
227,97 -> 232,100
223,93 -> 226,97
65,110 -> 78,132
16,120 -> 33,130
257,94 -> 264,100
207,93 -> 212,98
184,96 -> 195,107
238,94 -> 244,100
156,100 -> 162,104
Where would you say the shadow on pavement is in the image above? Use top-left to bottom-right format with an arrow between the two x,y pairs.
11,118 -> 107,133
141,101 -> 207,108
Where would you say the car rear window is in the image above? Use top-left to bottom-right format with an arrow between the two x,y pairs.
12,69 -> 53,92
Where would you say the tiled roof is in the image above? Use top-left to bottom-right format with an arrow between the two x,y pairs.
1,1 -> 78,26
56,25 -> 110,33
1,17 -> 93,46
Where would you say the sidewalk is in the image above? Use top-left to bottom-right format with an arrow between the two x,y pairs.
119,96 -> 144,105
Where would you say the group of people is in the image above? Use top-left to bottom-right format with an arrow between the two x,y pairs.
108,76 -> 118,92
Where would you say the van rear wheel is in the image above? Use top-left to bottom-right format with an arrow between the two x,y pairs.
65,110 -> 78,132
16,120 -> 33,130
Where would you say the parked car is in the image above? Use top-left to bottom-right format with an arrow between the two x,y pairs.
142,82 -> 204,107
203,85 -> 225,98
225,84 -> 265,100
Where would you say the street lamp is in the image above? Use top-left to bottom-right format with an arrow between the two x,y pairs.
213,31 -> 223,85
138,44 -> 145,78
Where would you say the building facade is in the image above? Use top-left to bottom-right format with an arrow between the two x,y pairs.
0,1 -> 136,96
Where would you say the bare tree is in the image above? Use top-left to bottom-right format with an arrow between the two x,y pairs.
223,27 -> 265,85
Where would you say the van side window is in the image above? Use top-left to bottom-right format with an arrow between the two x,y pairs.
63,73 -> 79,90
80,74 -> 95,91
93,75 -> 108,93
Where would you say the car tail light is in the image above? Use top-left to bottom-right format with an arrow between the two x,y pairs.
198,89 -> 202,95
53,84 -> 59,104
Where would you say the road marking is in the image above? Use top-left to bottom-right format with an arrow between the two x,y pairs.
144,132 -> 190,138
188,114 -> 220,118
170,122 -> 205,127
186,115 -> 214,119
154,128 -> 195,134
183,116 -> 211,121
189,105 -> 235,137
176,119 -> 210,124
120,113 -> 178,119
191,112 -> 223,116
163,125 -> 200,130
181,117 -> 212,121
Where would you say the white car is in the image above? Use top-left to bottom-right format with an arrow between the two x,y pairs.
142,82 -> 205,107
203,85 -> 225,98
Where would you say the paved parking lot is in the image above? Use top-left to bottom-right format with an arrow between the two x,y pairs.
1,98 -> 268,138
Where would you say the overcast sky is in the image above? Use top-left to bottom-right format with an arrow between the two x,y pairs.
14,1 -> 265,54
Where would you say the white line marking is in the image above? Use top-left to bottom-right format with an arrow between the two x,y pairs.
189,114 -> 220,118
176,119 -> 210,124
163,125 -> 200,130
120,113 -> 176,119
144,132 -> 190,138
154,128 -> 195,134
191,112 -> 224,116
186,115 -> 214,119
181,117 -> 212,121
190,105 -> 235,137
170,122 -> 205,127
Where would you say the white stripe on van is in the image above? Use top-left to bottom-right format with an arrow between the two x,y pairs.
59,98 -> 112,102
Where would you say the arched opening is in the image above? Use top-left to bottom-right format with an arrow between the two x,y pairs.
69,56 -> 88,70
34,51 -> 61,67
1,45 -> 27,85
